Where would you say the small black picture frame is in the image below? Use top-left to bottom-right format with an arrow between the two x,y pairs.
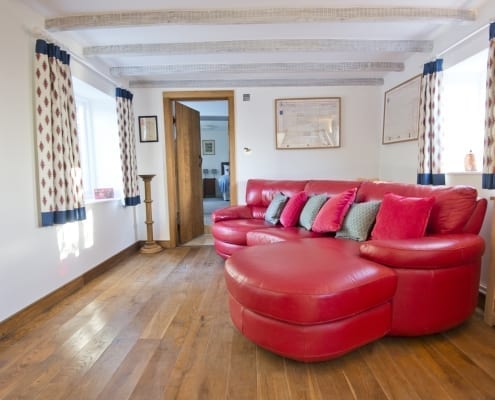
202,139 -> 215,155
138,115 -> 158,142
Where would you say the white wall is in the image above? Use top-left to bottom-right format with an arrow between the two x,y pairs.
0,1 -> 138,322
378,0 -> 495,289
133,85 -> 382,241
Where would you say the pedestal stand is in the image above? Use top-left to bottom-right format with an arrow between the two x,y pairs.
139,174 -> 163,254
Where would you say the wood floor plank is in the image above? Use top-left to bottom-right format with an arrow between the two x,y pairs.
284,359 -> 321,400
444,316 -> 495,380
2,246 -> 495,400
309,359 -> 355,400
225,332 -> 258,400
424,335 -> 495,400
337,349 -> 389,400
360,341 -> 422,400
96,339 -> 161,400
379,337 -> 454,400
256,348 -> 291,400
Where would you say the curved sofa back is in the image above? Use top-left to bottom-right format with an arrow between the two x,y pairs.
356,181 -> 486,235
245,178 -> 487,235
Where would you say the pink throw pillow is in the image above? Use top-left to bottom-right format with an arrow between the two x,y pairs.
311,188 -> 357,233
371,193 -> 435,240
280,191 -> 309,227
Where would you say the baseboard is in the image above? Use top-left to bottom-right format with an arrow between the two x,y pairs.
0,242 -> 140,340
157,240 -> 172,249
478,290 -> 486,312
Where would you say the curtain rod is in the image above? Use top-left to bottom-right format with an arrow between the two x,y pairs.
30,26 -> 122,88
436,21 -> 490,58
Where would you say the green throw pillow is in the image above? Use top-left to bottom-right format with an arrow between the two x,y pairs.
336,201 -> 381,241
264,192 -> 288,225
299,194 -> 328,230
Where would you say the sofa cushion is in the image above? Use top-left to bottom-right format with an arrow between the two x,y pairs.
211,219 -> 276,245
312,188 -> 357,233
336,200 -> 381,241
245,179 -> 308,207
299,194 -> 328,230
371,193 -> 435,240
264,192 -> 288,224
247,227 -> 325,246
356,181 -> 478,234
280,191 -> 309,227
225,238 -> 398,325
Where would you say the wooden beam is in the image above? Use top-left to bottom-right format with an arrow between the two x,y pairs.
83,39 -> 434,57
111,62 -> 403,77
45,7 -> 476,31
131,77 -> 384,88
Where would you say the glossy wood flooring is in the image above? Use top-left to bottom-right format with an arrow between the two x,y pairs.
1,246 -> 495,399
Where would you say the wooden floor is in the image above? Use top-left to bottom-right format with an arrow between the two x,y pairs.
1,246 -> 495,400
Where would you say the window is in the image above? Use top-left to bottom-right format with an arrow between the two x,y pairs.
73,77 -> 123,201
443,49 -> 488,172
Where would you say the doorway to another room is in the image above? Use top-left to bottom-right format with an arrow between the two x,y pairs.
163,91 -> 236,248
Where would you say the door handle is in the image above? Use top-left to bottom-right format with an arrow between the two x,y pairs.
199,155 -> 203,167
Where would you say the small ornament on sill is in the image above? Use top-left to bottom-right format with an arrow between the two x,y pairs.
464,150 -> 477,172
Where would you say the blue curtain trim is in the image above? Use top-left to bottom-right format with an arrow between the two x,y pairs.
417,173 -> 446,186
35,39 -> 70,65
116,87 -> 133,101
490,22 -> 495,40
423,59 -> 443,75
482,173 -> 495,189
124,195 -> 141,206
41,207 -> 87,227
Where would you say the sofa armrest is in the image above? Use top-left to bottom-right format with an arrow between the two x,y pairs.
359,234 -> 485,269
212,205 -> 254,223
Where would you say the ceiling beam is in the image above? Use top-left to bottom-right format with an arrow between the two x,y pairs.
84,39 -> 433,57
46,7 -> 476,31
110,62 -> 404,77
129,77 -> 384,89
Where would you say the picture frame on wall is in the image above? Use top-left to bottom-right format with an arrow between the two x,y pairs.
202,139 -> 215,155
138,115 -> 158,142
382,74 -> 422,144
275,97 -> 341,149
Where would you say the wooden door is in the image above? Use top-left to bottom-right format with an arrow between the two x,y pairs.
175,102 -> 204,244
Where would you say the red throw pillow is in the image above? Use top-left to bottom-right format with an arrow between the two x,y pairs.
311,188 -> 357,233
371,193 -> 435,240
280,191 -> 309,227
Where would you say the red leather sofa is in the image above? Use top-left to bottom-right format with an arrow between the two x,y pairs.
212,179 -> 487,362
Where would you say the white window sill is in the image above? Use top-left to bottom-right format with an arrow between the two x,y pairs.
85,197 -> 123,205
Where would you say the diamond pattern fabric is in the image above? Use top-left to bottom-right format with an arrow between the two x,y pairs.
483,23 -> 495,189
116,88 -> 140,206
34,39 -> 86,226
417,59 -> 445,186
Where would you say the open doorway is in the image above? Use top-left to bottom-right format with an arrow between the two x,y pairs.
180,101 -> 230,229
163,90 -> 236,248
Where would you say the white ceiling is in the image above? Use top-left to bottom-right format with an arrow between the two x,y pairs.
20,0 -> 489,88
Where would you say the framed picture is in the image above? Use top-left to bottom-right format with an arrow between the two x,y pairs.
382,75 -> 422,144
275,97 -> 341,149
202,140 -> 215,155
138,115 -> 158,142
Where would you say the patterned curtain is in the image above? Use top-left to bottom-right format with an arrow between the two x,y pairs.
417,59 -> 445,186
483,23 -> 495,189
34,39 -> 86,226
116,88 -> 140,206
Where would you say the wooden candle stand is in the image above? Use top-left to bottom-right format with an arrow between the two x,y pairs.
139,174 -> 163,254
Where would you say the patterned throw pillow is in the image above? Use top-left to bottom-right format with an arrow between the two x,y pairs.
336,201 -> 381,241
280,191 -> 309,227
371,193 -> 435,240
311,188 -> 357,233
299,194 -> 328,230
264,192 -> 288,225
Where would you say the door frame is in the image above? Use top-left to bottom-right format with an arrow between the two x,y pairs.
163,90 -> 236,248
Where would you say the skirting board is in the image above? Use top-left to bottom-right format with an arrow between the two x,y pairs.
0,242 -> 140,340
